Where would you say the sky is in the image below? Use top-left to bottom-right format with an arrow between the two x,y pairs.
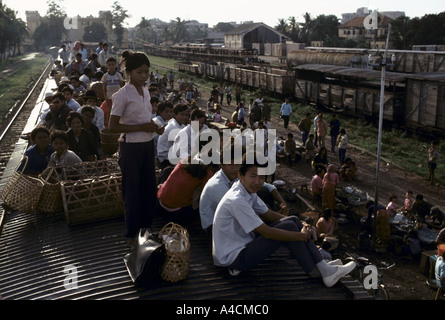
4,0 -> 445,28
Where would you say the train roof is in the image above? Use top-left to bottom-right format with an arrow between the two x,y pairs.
293,64 -> 408,82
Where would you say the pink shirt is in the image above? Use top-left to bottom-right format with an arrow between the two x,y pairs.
386,201 -> 397,217
317,119 -> 328,136
322,172 -> 339,187
311,175 -> 323,194
111,83 -> 154,143
402,197 -> 414,211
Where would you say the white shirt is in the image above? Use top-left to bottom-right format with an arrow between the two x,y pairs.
67,98 -> 81,111
110,83 -> 153,143
98,50 -> 110,67
212,180 -> 268,267
171,123 -> 209,161
338,134 -> 348,149
157,118 -> 185,163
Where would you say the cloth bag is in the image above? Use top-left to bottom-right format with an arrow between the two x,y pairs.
123,229 -> 165,286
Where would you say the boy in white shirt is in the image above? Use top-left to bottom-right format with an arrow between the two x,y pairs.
212,152 -> 356,287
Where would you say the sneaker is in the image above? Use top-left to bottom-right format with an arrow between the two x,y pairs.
322,261 -> 356,287
228,268 -> 241,276
327,259 -> 343,266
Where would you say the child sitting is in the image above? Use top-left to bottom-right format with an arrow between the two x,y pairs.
18,126 -> 54,177
213,108 -> 223,123
48,130 -> 82,167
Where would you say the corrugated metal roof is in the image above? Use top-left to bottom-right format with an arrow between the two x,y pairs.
294,64 -> 408,82
0,208 -> 370,300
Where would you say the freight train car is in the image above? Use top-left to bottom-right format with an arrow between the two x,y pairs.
404,73 -> 445,134
293,64 -> 406,123
288,47 -> 445,73
174,60 -> 445,134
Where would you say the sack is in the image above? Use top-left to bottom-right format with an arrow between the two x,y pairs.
123,229 -> 165,287
0,156 -> 44,213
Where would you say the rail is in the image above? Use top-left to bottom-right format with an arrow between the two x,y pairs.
0,57 -> 53,143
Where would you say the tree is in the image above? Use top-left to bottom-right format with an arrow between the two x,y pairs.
111,1 -> 130,46
83,21 -> 108,43
35,0 -> 67,47
171,17 -> 189,43
308,14 -> 340,44
135,17 -> 152,42
0,3 -> 28,59
287,16 -> 299,42
213,22 -> 235,33
390,16 -> 412,49
275,19 -> 288,35
299,12 -> 313,45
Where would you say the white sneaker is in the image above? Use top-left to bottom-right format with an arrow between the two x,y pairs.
228,268 -> 241,276
327,259 -> 343,266
322,261 -> 356,287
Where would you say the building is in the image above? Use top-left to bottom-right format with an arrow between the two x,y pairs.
338,14 -> 393,49
341,7 -> 404,23
224,22 -> 287,51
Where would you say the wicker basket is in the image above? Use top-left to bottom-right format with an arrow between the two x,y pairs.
36,159 -> 120,214
37,167 -> 63,213
61,173 -> 124,225
45,158 -> 120,181
0,156 -> 44,213
159,222 -> 190,283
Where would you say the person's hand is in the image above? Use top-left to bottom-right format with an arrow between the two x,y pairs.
141,121 -> 161,133
279,203 -> 288,216
301,225 -> 312,240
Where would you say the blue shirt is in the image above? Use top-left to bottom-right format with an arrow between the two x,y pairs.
18,144 -> 54,176
330,119 -> 341,136
280,103 -> 292,116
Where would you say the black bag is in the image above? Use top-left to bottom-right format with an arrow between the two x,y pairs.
123,228 -> 165,286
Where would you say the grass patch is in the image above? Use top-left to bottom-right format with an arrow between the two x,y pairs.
0,54 -> 51,124
146,54 -> 444,184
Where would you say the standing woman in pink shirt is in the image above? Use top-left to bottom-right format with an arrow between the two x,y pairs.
322,164 -> 339,212
109,50 -> 164,247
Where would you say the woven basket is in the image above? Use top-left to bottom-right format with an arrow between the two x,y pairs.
36,167 -> 63,213
0,156 -> 44,213
61,173 -> 124,225
36,159 -> 120,214
159,222 -> 190,283
46,158 -> 120,181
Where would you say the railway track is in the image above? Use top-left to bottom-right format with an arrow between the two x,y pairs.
0,54 -> 53,179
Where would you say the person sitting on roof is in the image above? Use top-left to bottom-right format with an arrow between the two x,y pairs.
212,151 -> 356,287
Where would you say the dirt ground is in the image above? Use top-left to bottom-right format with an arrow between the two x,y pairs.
195,88 -> 444,300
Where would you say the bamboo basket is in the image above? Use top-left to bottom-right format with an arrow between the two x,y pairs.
0,156 -> 44,213
61,173 -> 124,225
36,159 -> 120,214
37,166 -> 63,213
159,222 -> 190,283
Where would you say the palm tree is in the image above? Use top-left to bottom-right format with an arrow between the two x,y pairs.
287,16 -> 299,42
275,18 -> 288,35
172,17 -> 189,43
299,12 -> 313,45
136,17 -> 152,42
